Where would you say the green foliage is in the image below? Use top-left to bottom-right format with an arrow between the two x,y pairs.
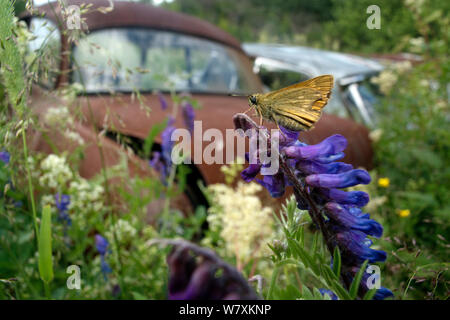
374,60 -> 449,250
267,196 -> 355,300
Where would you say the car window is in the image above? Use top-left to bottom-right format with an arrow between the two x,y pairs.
71,28 -> 259,94
342,78 -> 381,126
257,65 -> 309,91
27,18 -> 61,89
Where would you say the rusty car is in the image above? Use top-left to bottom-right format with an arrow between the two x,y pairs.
21,0 -> 374,214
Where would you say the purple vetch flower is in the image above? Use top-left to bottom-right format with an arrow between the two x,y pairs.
162,239 -> 258,300
319,288 -> 338,300
149,117 -> 176,182
233,113 -> 392,299
55,193 -> 71,226
306,169 -> 371,189
95,234 -> 109,255
157,91 -> 168,110
325,203 -> 382,237
182,101 -> 195,133
319,188 -> 369,207
95,234 -> 112,278
0,150 -> 10,165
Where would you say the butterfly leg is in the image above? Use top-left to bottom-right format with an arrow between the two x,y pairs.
270,112 -> 287,139
256,108 -> 264,127
242,106 -> 253,115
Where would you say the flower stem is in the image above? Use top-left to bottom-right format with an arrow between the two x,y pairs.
21,130 -> 39,243
279,156 -> 335,257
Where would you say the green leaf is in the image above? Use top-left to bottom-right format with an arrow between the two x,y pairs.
363,288 -> 377,300
349,260 -> 369,299
331,279 -> 352,300
332,246 -> 341,278
38,205 -> 54,283
302,286 -> 314,300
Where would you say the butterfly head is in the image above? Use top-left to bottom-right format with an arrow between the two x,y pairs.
248,94 -> 259,106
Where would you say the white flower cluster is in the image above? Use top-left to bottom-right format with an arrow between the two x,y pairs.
107,219 -> 137,245
371,61 -> 412,95
68,178 -> 104,214
39,154 -> 73,189
44,106 -> 74,127
64,129 -> 85,145
207,181 -> 274,266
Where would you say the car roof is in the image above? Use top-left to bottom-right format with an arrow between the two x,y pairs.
243,43 -> 384,79
23,0 -> 243,51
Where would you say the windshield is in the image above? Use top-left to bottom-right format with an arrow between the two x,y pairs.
71,28 -> 259,94
342,77 -> 382,126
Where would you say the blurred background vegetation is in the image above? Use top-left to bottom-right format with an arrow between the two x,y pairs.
152,0 -> 449,54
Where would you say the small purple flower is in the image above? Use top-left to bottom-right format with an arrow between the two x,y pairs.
55,193 -> 71,226
319,288 -> 338,300
283,135 -> 347,162
255,170 -> 286,198
95,234 -> 109,255
0,150 -> 10,165
161,117 -> 176,167
182,101 -> 195,133
95,234 -> 112,278
320,188 -> 369,207
157,91 -> 168,110
333,229 -> 387,264
150,117 -> 176,182
241,162 -> 262,182
325,202 -> 383,237
306,169 -> 371,188
296,160 -> 353,175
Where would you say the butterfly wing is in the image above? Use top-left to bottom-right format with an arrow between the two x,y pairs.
261,75 -> 334,130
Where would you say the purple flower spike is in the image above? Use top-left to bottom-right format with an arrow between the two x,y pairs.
0,150 -> 10,164
157,91 -> 168,110
161,117 -> 176,166
55,193 -> 72,226
95,234 -> 109,256
182,101 -> 195,133
321,188 -> 370,207
234,113 -> 391,299
325,202 -> 383,237
306,169 -> 371,188
283,134 -> 347,161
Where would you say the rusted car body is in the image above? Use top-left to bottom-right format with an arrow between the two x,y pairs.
22,0 -> 373,211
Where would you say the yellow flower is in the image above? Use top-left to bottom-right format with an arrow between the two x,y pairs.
378,177 -> 390,188
397,209 -> 411,218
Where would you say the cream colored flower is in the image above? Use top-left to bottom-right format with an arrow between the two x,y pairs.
207,181 -> 274,267
39,154 -> 73,189
44,106 -> 74,127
